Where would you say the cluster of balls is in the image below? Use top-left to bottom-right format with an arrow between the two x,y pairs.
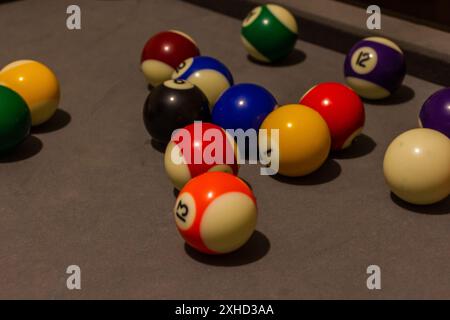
139,5 -> 301,255
0,60 -> 60,153
141,4 -> 450,255
140,27 -> 268,255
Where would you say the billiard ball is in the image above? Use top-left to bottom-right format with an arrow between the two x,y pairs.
171,56 -> 233,108
0,85 -> 31,153
241,4 -> 298,63
165,122 -> 239,190
0,60 -> 60,126
383,128 -> 450,205
212,83 -> 277,131
344,37 -> 406,99
141,30 -> 200,87
419,87 -> 450,138
174,171 -> 257,254
259,104 -> 331,177
299,82 -> 365,150
143,79 -> 210,144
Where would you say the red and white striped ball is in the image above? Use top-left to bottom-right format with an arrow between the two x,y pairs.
174,171 -> 257,254
164,122 -> 239,190
141,30 -> 200,87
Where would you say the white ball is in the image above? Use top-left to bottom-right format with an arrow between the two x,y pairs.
383,128 -> 450,205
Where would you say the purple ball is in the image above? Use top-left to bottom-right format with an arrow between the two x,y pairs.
344,37 -> 406,100
419,88 -> 450,138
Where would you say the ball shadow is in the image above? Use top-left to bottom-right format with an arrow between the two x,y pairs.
364,85 -> 415,106
31,109 -> 71,134
0,135 -> 43,163
390,193 -> 450,215
240,177 -> 254,191
270,158 -> 341,185
331,134 -> 376,159
173,188 -> 180,198
247,48 -> 306,67
149,139 -> 167,153
184,230 -> 270,266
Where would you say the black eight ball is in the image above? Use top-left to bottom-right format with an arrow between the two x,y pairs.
143,79 -> 210,144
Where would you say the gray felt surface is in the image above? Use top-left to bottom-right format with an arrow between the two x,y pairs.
0,0 -> 448,299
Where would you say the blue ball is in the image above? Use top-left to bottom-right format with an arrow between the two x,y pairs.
212,83 -> 277,131
174,56 -> 233,84
172,56 -> 234,108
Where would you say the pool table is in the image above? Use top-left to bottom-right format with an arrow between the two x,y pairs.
0,0 -> 448,299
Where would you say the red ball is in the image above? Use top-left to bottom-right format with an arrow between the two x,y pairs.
299,82 -> 365,150
164,122 -> 239,190
174,172 -> 257,254
141,30 -> 200,87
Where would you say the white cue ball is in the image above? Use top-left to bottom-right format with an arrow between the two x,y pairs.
383,128 -> 450,205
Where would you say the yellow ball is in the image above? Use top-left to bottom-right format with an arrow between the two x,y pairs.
0,60 -> 60,126
259,104 -> 331,177
383,128 -> 450,205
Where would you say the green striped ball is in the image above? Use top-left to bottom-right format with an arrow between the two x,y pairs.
241,4 -> 298,63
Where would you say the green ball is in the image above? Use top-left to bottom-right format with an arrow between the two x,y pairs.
241,4 -> 298,63
0,85 -> 31,153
